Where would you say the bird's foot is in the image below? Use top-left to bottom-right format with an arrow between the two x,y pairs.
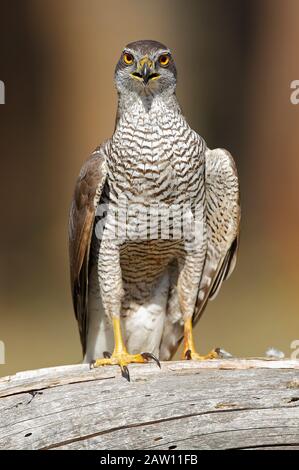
91,351 -> 160,381
183,347 -> 221,361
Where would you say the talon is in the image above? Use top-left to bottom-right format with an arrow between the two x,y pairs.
141,352 -> 161,368
91,317 -> 161,379
121,365 -> 130,382
90,360 -> 96,370
183,348 -> 220,361
182,318 -> 219,361
185,349 -> 192,360
216,347 -> 233,358
92,350 -> 161,378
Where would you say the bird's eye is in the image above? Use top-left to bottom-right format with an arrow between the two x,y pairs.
123,53 -> 134,65
158,55 -> 170,67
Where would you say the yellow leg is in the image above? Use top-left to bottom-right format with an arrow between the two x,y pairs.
92,317 -> 160,380
182,318 -> 219,360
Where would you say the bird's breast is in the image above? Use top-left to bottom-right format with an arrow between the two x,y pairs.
108,111 -> 205,206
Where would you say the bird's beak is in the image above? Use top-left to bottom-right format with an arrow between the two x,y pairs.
130,57 -> 160,84
140,58 -> 151,84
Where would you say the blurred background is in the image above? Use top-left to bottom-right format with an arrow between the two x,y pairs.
0,0 -> 299,376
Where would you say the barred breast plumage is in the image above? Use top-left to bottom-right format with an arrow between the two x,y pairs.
108,99 -> 204,204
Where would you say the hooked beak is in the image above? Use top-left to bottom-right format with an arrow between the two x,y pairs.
130,57 -> 160,85
140,60 -> 151,84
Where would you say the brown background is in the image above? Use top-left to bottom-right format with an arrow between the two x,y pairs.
0,0 -> 299,376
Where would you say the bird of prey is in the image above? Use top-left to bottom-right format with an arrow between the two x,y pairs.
69,40 -> 240,378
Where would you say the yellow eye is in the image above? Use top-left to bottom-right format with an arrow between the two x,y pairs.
158,55 -> 170,67
123,53 -> 134,65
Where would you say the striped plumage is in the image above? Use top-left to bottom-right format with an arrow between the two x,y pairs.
69,40 -> 240,372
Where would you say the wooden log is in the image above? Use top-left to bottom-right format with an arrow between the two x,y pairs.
0,359 -> 299,450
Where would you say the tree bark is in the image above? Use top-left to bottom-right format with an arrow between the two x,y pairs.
1,359 -> 299,450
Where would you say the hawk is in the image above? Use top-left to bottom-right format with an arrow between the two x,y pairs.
69,40 -> 240,379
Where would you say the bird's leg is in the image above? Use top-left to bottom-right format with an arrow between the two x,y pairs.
178,244 -> 219,361
92,239 -> 160,380
91,241 -> 160,380
92,316 -> 160,380
182,317 -> 219,360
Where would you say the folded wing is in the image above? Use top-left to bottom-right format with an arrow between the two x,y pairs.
68,145 -> 108,354
194,147 -> 240,324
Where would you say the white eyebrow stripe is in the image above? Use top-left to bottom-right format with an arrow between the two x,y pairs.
122,48 -> 136,55
153,50 -> 172,61
122,48 -> 172,57
157,49 -> 171,55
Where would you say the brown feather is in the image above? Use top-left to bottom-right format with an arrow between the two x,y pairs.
68,145 -> 107,353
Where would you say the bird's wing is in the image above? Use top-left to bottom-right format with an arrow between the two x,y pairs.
159,148 -> 240,360
69,144 -> 108,354
193,147 -> 240,324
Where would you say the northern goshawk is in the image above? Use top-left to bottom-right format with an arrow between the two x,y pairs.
69,40 -> 240,379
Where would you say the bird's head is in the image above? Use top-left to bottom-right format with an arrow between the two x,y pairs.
114,40 -> 177,97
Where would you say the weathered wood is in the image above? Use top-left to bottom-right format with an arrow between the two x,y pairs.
0,359 -> 299,450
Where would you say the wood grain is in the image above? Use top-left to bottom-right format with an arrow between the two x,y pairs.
0,359 -> 299,450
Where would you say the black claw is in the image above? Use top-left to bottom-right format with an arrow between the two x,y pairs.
89,360 -> 96,370
103,351 -> 112,358
185,349 -> 192,360
214,347 -> 221,355
121,365 -> 130,382
141,352 -> 161,369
